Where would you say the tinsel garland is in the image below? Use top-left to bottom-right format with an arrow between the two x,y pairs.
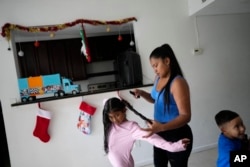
1,17 -> 137,41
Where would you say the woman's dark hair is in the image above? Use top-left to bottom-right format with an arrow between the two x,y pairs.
150,44 -> 183,107
103,97 -> 125,154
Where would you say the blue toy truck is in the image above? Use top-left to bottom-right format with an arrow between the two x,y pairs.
18,73 -> 81,102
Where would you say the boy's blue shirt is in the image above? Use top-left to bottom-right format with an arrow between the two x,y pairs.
217,133 -> 242,167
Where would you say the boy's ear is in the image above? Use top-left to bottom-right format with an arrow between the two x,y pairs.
219,125 -> 226,133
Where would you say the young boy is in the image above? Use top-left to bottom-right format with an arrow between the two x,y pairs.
215,110 -> 249,167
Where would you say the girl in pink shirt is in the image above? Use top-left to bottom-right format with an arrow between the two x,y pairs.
103,97 -> 190,167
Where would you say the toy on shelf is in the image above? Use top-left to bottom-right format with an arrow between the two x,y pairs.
18,73 -> 81,102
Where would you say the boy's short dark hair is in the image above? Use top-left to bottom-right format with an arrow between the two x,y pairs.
215,110 -> 239,126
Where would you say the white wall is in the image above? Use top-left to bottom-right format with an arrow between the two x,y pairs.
188,13 -> 250,150
188,0 -> 215,16
1,0 -> 250,167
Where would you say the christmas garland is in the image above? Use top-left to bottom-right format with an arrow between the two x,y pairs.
1,17 -> 137,41
2,17 -> 137,62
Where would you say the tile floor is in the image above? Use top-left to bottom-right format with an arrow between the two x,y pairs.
142,147 -> 217,167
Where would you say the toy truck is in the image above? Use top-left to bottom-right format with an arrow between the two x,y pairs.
18,73 -> 81,102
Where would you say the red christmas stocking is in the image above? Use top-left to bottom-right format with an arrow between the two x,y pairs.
77,101 -> 96,134
33,108 -> 51,142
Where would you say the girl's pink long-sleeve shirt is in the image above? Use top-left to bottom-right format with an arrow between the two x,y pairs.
107,121 -> 186,167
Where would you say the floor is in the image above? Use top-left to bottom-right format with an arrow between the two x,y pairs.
1,147 -> 217,167
142,147 -> 217,167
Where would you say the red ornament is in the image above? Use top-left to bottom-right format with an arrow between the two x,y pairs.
87,56 -> 91,63
118,35 -> 122,41
34,41 -> 40,47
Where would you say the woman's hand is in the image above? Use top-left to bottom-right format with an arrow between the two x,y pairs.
133,89 -> 142,99
132,89 -> 155,103
181,138 -> 190,149
141,120 -> 164,138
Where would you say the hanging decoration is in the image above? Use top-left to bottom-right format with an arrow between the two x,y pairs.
117,25 -> 123,41
129,40 -> 135,46
18,50 -> 24,57
129,24 -> 135,46
18,42 -> 24,57
0,17 -> 137,42
80,24 -> 91,62
33,32 -> 40,47
34,40 -> 40,47
77,101 -> 97,135
1,17 -> 137,56
7,41 -> 11,51
33,105 -> 52,143
118,34 -> 123,41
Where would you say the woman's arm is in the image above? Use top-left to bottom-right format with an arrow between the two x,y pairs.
131,122 -> 189,152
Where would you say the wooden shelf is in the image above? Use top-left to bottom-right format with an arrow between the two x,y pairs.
11,83 -> 153,107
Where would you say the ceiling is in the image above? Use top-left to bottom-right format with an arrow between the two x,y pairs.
195,0 -> 250,16
13,0 -> 250,42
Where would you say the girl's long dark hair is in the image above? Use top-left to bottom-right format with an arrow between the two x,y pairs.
103,97 -> 125,154
150,44 -> 183,108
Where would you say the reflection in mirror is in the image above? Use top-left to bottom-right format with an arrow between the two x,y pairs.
12,23 -> 139,92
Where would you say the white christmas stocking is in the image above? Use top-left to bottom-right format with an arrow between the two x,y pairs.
77,101 -> 96,134
33,108 -> 51,142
